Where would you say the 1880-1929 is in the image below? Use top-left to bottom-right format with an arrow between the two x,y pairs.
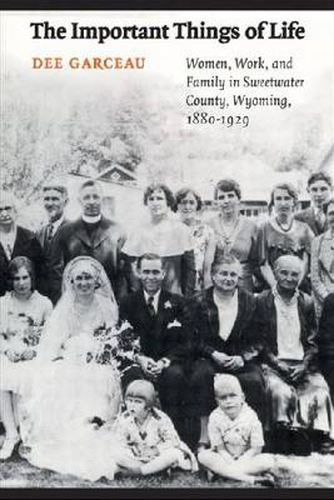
187,113 -> 250,127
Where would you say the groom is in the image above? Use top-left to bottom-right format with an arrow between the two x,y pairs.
119,252 -> 191,439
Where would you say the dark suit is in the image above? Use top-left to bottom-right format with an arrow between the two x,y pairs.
119,288 -> 191,437
37,218 -> 68,302
187,287 -> 266,422
0,226 -> 44,296
295,207 -> 328,236
254,289 -> 318,372
318,293 -> 334,401
49,216 -> 126,304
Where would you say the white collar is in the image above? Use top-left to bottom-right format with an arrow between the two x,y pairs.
82,214 -> 102,224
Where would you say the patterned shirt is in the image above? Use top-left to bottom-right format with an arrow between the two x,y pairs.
113,407 -> 181,462
208,403 -> 264,459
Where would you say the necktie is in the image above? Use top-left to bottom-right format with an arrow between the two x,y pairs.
47,223 -> 54,242
147,296 -> 156,318
6,243 -> 12,261
316,211 -> 325,230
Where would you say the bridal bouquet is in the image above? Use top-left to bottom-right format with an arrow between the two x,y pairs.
0,313 -> 43,362
87,321 -> 141,376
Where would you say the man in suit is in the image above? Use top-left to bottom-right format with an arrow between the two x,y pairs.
37,184 -> 68,302
0,192 -> 44,296
295,172 -> 333,235
119,252 -> 191,441
49,179 -> 126,304
254,255 -> 333,453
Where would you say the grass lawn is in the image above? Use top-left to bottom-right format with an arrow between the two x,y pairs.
1,452 -> 334,489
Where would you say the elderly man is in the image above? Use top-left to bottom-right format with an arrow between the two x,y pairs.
37,184 -> 69,301
49,179 -> 126,303
255,255 -> 333,454
0,192 -> 44,296
187,253 -> 265,450
295,172 -> 333,235
119,252 -> 191,442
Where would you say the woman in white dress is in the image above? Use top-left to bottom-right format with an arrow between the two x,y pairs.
1,256 -> 122,480
0,256 -> 52,460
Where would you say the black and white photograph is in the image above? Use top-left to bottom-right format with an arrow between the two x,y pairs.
0,9 -> 334,492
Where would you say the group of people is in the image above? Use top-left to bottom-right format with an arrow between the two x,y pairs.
0,170 -> 334,485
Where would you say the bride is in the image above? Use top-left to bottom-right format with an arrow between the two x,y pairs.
3,256 -> 122,480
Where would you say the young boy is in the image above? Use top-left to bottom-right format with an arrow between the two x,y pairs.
111,380 -> 197,476
198,374 -> 275,486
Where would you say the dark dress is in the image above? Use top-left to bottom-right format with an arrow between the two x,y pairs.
186,287 -> 265,423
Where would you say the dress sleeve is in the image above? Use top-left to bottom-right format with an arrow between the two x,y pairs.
311,236 -> 328,301
256,221 -> 268,266
303,224 -> 315,255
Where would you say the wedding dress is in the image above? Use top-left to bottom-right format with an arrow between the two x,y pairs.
5,257 -> 122,480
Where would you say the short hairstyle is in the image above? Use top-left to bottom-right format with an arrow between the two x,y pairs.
214,374 -> 244,397
137,253 -> 163,270
8,256 -> 36,292
307,172 -> 332,189
211,252 -> 242,277
143,183 -> 175,210
324,197 -> 334,215
79,179 -> 103,196
43,184 -> 68,199
125,380 -> 156,408
269,182 -> 298,209
214,179 -> 242,200
175,187 -> 202,212
273,255 -> 303,274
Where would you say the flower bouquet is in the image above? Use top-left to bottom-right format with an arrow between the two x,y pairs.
88,321 -> 141,377
0,312 -> 43,362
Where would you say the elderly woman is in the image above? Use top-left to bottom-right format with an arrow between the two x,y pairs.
257,183 -> 314,291
175,187 -> 214,291
122,183 -> 196,296
255,255 -> 333,453
205,179 -> 259,292
0,257 -> 52,459
1,257 -> 122,480
187,253 -> 265,450
311,198 -> 334,319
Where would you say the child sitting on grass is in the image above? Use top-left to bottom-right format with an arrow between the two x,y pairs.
198,374 -> 275,486
111,380 -> 197,476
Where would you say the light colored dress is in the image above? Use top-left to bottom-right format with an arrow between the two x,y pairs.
208,215 -> 258,291
311,230 -> 334,318
0,290 -> 52,353
112,407 -> 194,470
2,257 -> 122,481
122,216 -> 196,296
0,290 -> 52,390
